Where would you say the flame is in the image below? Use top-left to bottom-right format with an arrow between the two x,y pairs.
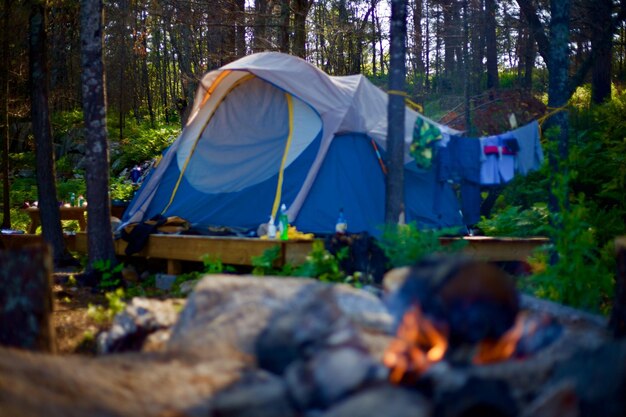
472,312 -> 527,365
383,305 -> 448,383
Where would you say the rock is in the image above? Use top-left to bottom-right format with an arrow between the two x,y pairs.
168,275 -> 392,361
549,340 -> 626,417
168,275 -> 319,359
0,347 -> 248,417
155,273 -> 177,291
178,278 -> 200,296
521,382 -> 579,417
285,347 -> 385,410
320,384 -> 432,417
97,298 -> 183,354
210,370 -> 297,417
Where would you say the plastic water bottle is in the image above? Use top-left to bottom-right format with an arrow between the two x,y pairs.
278,204 -> 289,240
268,216 -> 277,238
335,208 -> 347,234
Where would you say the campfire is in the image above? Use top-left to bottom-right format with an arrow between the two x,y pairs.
383,255 -> 562,384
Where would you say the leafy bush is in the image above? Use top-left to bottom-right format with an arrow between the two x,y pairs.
87,288 -> 127,325
525,197 -> 614,314
92,259 -> 124,290
109,177 -> 137,202
295,240 -> 349,283
477,204 -> 550,237
376,223 -> 467,268
252,241 -> 356,285
110,120 -> 179,174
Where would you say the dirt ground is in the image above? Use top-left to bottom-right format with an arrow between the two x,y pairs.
51,270 -> 106,355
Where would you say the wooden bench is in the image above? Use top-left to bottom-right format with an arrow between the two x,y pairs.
74,233 -> 316,274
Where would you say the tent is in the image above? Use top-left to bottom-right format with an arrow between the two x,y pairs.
122,52 -> 463,236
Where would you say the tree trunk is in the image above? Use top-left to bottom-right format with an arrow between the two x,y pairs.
485,0 -> 499,89
0,244 -> 55,352
293,0 -> 312,58
412,0 -> 425,96
516,0 -> 550,65
235,0 -> 246,57
463,0 -> 472,133
279,0 -> 290,53
253,0 -> 268,52
523,29 -> 535,90
171,4 -> 195,127
1,0 -> 10,229
386,0 -> 407,225
590,0 -> 613,104
141,14 -> 155,128
372,0 -> 377,76
80,0 -> 116,270
29,2 -> 70,266
546,0 -> 570,216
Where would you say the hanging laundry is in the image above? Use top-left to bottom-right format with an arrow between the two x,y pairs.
411,117 -> 443,169
511,120 -> 543,175
479,132 -> 519,185
436,135 -> 482,226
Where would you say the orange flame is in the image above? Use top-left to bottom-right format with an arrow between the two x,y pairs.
472,312 -> 527,365
383,305 -> 448,383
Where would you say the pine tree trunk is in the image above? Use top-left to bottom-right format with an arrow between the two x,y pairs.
235,0 -> 246,57
279,0 -> 290,53
253,0 -> 268,52
1,0 -> 10,229
385,0 -> 407,225
485,0 -> 499,89
80,0 -> 116,270
29,2 -> 70,266
0,244 -> 55,352
590,0 -> 613,104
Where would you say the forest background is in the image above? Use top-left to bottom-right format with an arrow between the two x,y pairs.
0,0 -> 625,314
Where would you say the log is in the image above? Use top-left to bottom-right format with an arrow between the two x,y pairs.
609,237 -> 626,338
0,243 -> 55,352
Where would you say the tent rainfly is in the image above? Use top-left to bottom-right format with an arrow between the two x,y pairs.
122,52 -> 463,236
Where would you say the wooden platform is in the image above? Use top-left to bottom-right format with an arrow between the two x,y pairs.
0,233 -> 76,251
70,233 -> 550,275
74,233 -> 316,274
440,236 -> 550,262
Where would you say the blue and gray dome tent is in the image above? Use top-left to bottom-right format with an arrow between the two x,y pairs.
122,52 -> 463,235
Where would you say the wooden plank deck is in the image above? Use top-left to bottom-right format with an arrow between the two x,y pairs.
73,233 -> 316,274
70,233 -> 549,275
0,233 -> 76,251
440,236 -> 550,262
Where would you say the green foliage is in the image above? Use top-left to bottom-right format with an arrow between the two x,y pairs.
200,254 -> 236,274
524,191 -> 614,314
109,177 -> 137,202
252,242 -> 363,286
9,153 -> 36,172
0,208 -> 30,232
251,246 -> 294,276
169,255 -> 235,296
295,240 -> 349,283
56,178 -> 86,203
8,177 -> 38,205
110,120 -> 179,174
92,259 -> 124,290
478,204 -> 550,237
377,223 -> 467,268
87,288 -> 127,325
